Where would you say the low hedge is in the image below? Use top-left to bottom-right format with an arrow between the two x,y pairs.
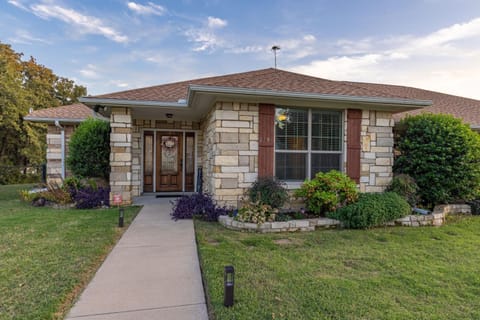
328,192 -> 411,229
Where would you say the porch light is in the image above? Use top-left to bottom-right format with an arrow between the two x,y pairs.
224,265 -> 235,307
277,113 -> 287,122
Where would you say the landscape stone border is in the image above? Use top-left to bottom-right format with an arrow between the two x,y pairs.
218,216 -> 340,233
218,204 -> 472,232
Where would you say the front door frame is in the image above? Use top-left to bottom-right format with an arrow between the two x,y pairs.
141,128 -> 199,194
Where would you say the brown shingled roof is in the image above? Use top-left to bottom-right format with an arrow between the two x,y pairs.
24,103 -> 92,122
343,81 -> 480,127
92,68 -> 411,102
90,67 -> 480,127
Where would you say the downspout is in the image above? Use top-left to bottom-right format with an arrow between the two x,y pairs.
55,120 -> 66,180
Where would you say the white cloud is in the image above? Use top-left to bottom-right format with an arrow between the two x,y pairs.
207,16 -> 227,28
8,29 -> 51,45
79,64 -> 100,78
24,2 -> 128,43
7,0 -> 28,11
226,45 -> 266,54
185,16 -> 228,52
127,2 -> 166,16
186,29 -> 221,52
109,80 -> 129,88
289,17 -> 480,99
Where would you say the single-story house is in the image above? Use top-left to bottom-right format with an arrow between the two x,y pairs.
25,68 -> 480,206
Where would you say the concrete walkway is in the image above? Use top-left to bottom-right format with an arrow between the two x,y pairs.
66,197 -> 208,320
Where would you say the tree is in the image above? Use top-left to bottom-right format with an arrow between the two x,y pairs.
0,42 -> 87,167
394,114 -> 480,207
67,118 -> 110,180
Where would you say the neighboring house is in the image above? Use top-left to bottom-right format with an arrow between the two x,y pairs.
24,68 -> 480,206
24,103 -> 95,183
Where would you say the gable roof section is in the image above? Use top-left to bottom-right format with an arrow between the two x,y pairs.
344,81 -> 480,128
91,68 -> 419,102
24,103 -> 92,123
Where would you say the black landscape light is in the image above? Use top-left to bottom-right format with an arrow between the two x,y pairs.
113,194 -> 124,228
119,207 -> 124,228
224,265 -> 235,307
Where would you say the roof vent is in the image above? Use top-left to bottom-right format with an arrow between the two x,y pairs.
177,99 -> 187,104
29,108 -> 33,114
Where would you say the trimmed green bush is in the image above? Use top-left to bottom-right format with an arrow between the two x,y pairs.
387,174 -> 419,207
248,176 -> 288,209
67,118 -> 110,180
395,114 -> 480,206
328,192 -> 411,229
295,170 -> 358,215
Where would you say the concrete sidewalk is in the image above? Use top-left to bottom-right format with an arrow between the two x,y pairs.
66,197 -> 208,320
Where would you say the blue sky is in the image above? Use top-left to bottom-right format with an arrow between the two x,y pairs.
2,0 -> 480,99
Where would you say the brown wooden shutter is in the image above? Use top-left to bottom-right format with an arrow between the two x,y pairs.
258,104 -> 275,177
347,109 -> 362,183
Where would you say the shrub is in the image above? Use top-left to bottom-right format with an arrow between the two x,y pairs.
67,118 -> 110,179
395,114 -> 480,206
21,182 -> 72,206
328,192 -> 411,229
171,193 -> 227,221
236,201 -> 277,224
72,186 -> 110,209
248,177 -> 288,209
387,174 -> 419,207
295,170 -> 358,215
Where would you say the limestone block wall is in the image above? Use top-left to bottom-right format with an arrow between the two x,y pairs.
359,110 -> 395,192
131,119 -> 202,196
201,101 -> 259,207
46,123 -> 76,184
110,107 -> 133,204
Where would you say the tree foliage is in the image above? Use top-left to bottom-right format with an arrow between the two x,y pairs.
394,114 -> 480,206
67,118 -> 110,180
0,42 -> 87,166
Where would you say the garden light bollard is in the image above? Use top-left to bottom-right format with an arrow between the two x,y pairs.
113,194 -> 124,228
119,208 -> 124,228
224,265 -> 235,307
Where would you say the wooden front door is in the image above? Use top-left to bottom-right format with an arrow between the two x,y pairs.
156,132 -> 182,192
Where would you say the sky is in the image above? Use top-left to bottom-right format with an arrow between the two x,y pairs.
1,0 -> 480,99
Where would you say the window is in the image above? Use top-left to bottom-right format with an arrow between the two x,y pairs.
275,108 -> 343,181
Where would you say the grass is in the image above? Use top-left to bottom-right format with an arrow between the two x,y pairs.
0,184 -> 141,320
195,216 -> 480,320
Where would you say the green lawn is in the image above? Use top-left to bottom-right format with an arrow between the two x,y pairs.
195,216 -> 480,320
0,184 -> 141,320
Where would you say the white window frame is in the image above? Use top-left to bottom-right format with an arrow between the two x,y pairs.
274,108 -> 344,188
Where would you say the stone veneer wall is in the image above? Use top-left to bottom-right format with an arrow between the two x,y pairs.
110,107 -> 133,204
131,119 -> 202,196
46,123 -> 76,184
201,101 -> 259,207
358,110 -> 394,192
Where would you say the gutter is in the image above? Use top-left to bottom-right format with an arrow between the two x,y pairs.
23,117 -> 85,123
80,85 -> 432,109
79,97 -> 188,108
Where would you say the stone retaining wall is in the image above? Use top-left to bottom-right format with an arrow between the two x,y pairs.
218,215 -> 340,233
394,204 -> 471,227
219,204 -> 472,232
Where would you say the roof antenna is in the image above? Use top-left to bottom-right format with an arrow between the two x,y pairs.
271,45 -> 280,69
